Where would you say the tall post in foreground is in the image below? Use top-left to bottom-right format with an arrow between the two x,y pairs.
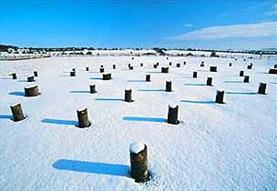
258,83 -> 267,94
167,105 -> 180,124
10,103 -> 25,122
77,108 -> 91,128
215,90 -> 224,104
129,142 -> 149,183
113,64 -> 116,69
86,67 -> 89,71
125,89 -> 134,102
166,81 -> 172,92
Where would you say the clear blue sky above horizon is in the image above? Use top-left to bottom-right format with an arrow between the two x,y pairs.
0,0 -> 276,50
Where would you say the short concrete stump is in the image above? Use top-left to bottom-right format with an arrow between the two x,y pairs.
103,73 -> 112,80
258,83 -> 266,94
176,63 -> 180,68
193,71 -> 197,78
129,142 -> 149,183
90,85 -> 97,94
70,71 -> 76,77
215,90 -> 224,104
27,76 -> 35,82
210,66 -> 217,72
34,71 -> 38,77
207,77 -> 213,86
167,105 -> 180,124
24,85 -> 40,97
77,108 -> 91,128
166,81 -> 172,92
125,89 -> 134,102
243,76 -> 249,83
239,71 -> 244,77
269,68 -> 277,74
100,68 -> 105,73
11,73 -> 17,79
161,67 -> 169,73
146,74 -> 151,82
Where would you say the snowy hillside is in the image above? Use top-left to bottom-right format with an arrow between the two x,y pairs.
0,54 -> 276,190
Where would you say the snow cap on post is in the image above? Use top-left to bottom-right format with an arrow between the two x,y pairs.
129,141 -> 145,154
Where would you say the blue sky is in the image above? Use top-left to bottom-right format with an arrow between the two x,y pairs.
0,0 -> 276,49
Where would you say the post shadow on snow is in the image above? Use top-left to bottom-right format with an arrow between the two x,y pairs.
184,83 -> 206,86
9,91 -> 25,97
90,77 -> 102,80
226,91 -> 257,95
128,80 -> 145,83
70,90 -> 90,94
270,82 -> 277,84
41,118 -> 77,126
137,89 -> 164,92
18,80 -> 28,82
123,116 -> 167,123
0,114 -> 12,120
257,72 -> 268,74
180,100 -> 215,104
95,98 -> 124,101
224,80 -> 242,83
0,77 -> 11,80
53,159 -> 130,177
147,71 -> 161,74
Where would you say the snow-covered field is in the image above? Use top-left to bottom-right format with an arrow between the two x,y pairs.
0,54 -> 276,191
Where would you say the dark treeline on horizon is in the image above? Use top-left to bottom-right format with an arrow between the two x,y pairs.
0,44 -> 276,55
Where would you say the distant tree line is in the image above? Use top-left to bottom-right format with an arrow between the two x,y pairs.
1,44 -> 276,55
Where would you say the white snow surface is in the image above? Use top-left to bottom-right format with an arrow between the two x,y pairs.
0,54 -> 277,191
129,142 -> 145,154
